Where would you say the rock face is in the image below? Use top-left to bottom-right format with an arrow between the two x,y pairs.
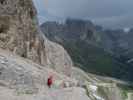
0,49 -> 89,100
0,48 -> 75,91
0,0 -> 44,64
0,0 -> 133,100
45,38 -> 72,76
0,0 -> 72,76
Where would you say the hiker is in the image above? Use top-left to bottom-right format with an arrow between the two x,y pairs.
47,76 -> 53,88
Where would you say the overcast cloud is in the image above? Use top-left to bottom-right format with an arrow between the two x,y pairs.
33,0 -> 133,29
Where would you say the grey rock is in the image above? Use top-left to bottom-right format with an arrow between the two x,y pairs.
0,0 -> 73,76
0,49 -> 90,100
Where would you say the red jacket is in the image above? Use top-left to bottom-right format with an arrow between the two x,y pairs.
47,77 -> 53,87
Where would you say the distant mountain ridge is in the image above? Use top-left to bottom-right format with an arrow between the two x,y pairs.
41,18 -> 133,82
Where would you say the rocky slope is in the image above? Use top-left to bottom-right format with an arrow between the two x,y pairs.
0,0 -> 72,76
0,0 -> 133,100
0,49 -> 132,100
0,49 -> 88,100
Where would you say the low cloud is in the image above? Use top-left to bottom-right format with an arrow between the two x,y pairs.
33,0 -> 133,28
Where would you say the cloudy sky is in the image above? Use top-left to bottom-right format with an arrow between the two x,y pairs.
33,0 -> 133,29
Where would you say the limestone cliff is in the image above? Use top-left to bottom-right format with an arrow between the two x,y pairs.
0,0 -> 72,76
0,0 -> 133,100
0,49 -> 88,100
